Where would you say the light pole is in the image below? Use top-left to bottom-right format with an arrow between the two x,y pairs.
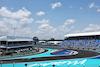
39,63 -> 41,67
52,64 -> 55,67
68,64 -> 69,67
1,61 -> 3,67
83,64 -> 85,67
25,63 -> 27,67
13,62 -> 15,67
58,33 -> 60,39
14,28 -> 16,37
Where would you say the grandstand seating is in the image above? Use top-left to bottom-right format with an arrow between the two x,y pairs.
59,40 -> 100,49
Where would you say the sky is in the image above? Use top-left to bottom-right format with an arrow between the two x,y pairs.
0,0 -> 100,39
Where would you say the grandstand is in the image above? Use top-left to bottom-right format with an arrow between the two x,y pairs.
60,32 -> 100,50
0,35 -> 34,56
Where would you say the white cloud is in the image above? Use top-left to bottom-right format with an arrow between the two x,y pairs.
83,24 -> 100,32
51,2 -> 62,9
1,18 -> 33,28
0,18 -> 34,36
38,24 -> 51,29
89,3 -> 95,8
74,30 -> 80,33
20,18 -> 33,27
95,6 -> 100,8
36,11 -> 45,16
97,9 -> 100,12
69,5 -> 72,8
62,19 -> 76,27
35,19 -> 49,24
70,24 -> 100,35
0,7 -> 34,37
0,7 -> 77,39
88,3 -> 100,13
36,19 -> 76,39
0,7 -> 31,19
58,19 -> 76,34
35,19 -> 76,39
71,26 -> 75,29
66,19 -> 76,24
16,28 -> 33,37
80,7 -> 83,10
57,19 -> 76,38
35,23 -> 57,39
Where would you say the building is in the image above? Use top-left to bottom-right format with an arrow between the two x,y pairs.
0,35 -> 34,55
42,41 -> 62,45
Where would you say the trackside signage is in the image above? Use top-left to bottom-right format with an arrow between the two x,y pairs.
28,59 -> 87,67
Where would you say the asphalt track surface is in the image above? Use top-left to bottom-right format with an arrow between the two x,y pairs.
0,48 -> 100,64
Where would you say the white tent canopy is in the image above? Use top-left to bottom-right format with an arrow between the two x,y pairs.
47,41 -> 62,44
64,31 -> 100,37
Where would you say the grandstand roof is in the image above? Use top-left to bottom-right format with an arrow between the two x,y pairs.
0,36 -> 33,41
64,31 -> 100,37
